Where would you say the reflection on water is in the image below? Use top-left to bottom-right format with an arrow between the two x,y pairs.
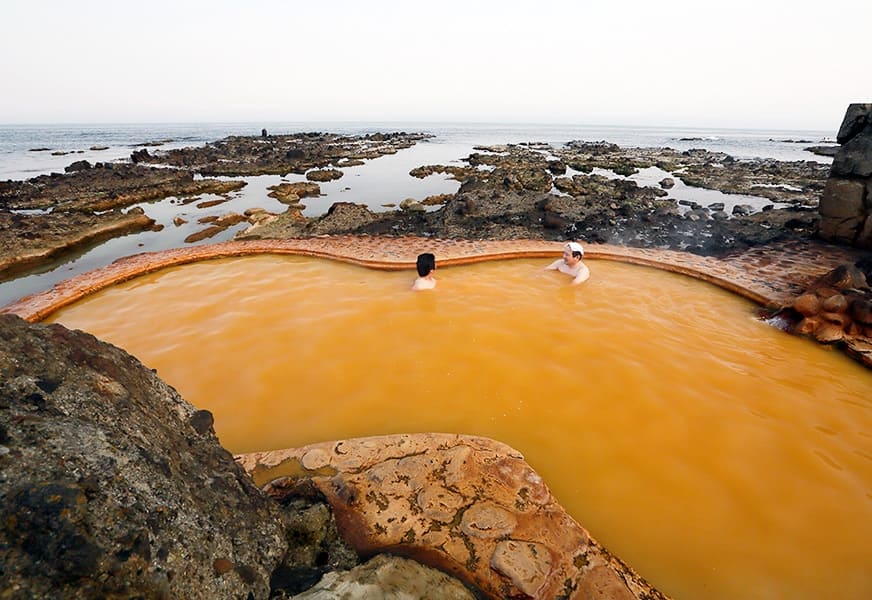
48,256 -> 872,600
588,165 -> 790,214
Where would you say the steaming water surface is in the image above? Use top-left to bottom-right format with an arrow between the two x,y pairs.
48,256 -> 872,600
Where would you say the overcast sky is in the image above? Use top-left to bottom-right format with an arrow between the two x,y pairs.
1,0 -> 868,130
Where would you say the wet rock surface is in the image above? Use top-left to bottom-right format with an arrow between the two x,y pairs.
0,313 -> 368,599
778,259 -> 872,368
0,208 -> 154,280
0,163 -> 245,282
244,140 -> 824,256
0,133 -> 429,283
0,162 -> 245,212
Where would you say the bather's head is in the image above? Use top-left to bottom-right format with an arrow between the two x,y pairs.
563,242 -> 584,264
416,253 -> 436,277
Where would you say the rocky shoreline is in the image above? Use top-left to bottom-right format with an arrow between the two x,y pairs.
0,130 -> 830,284
237,140 -> 826,255
2,126 -> 872,598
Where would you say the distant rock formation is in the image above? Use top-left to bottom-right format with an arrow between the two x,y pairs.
818,103 -> 872,247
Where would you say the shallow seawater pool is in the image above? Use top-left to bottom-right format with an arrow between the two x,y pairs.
48,255 -> 872,600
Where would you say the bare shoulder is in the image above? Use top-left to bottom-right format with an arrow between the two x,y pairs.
412,277 -> 436,291
572,263 -> 591,284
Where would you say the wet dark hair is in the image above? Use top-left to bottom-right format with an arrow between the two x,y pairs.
416,253 -> 436,277
571,250 -> 583,259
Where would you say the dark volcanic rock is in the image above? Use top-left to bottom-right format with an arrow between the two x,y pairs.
65,160 -> 92,173
0,314 -> 288,599
556,144 -> 828,206
306,168 -> 344,182
137,132 -> 431,177
819,104 -> 872,248
804,145 -> 840,157
242,139 -> 824,256
0,163 -> 245,212
0,163 -> 247,278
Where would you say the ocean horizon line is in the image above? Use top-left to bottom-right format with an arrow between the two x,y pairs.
0,120 -> 836,135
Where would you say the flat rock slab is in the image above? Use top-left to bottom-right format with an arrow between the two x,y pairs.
237,433 -> 670,600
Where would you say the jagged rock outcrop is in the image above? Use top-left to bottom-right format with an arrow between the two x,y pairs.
818,103 -> 872,247
783,260 -> 872,367
238,434 -> 671,600
0,313 -> 289,599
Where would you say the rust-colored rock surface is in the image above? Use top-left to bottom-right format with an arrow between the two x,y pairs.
786,262 -> 872,367
237,434 -> 670,600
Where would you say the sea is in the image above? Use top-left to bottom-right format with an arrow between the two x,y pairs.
0,121 -> 836,308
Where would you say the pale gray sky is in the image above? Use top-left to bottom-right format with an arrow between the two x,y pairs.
1,0 -> 868,130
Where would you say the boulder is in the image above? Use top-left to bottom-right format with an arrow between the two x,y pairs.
267,182 -> 321,203
292,554 -> 475,599
820,104 -> 872,246
810,263 -> 868,291
399,198 -> 425,212
836,103 -> 872,145
301,202 -> 377,236
819,179 -> 865,218
830,129 -> 872,177
794,316 -> 820,336
0,314 -> 288,599
184,224 -> 226,243
859,215 -> 872,249
306,169 -> 344,182
793,293 -> 821,316
821,293 -> 849,313
65,160 -> 92,173
851,298 -> 872,325
784,262 -> 872,367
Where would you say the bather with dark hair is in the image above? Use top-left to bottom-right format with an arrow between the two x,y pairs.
412,253 -> 436,290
